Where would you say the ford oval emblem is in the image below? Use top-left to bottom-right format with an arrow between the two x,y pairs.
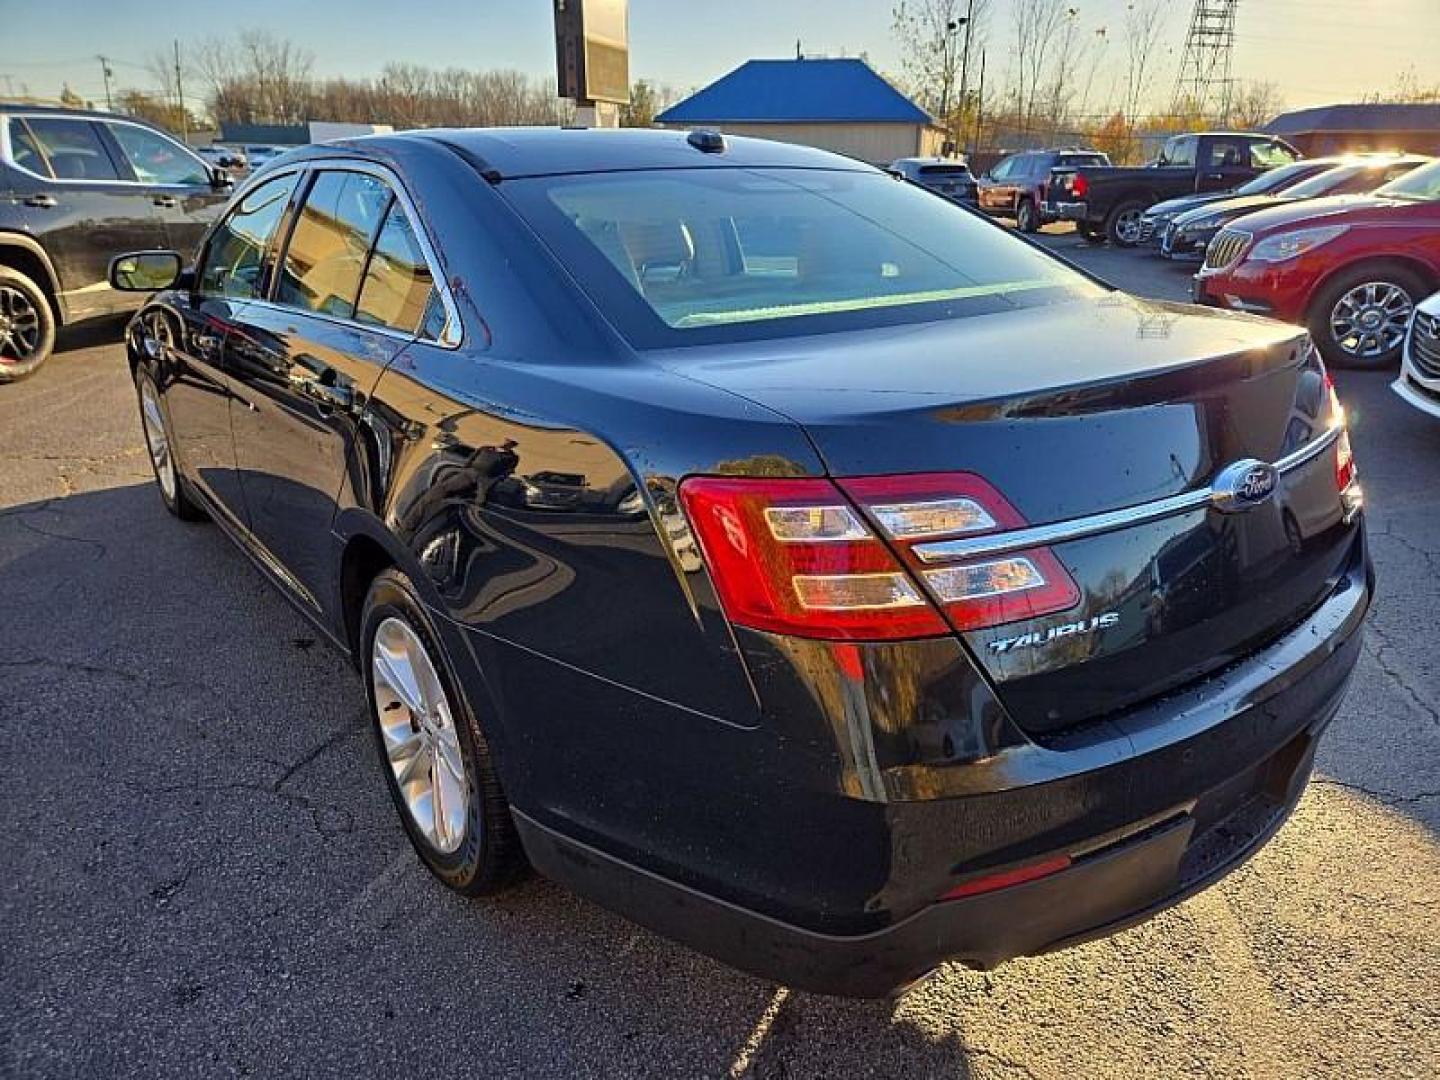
1211,459 -> 1279,513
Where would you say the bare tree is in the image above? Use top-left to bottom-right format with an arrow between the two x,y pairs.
1121,0 -> 1169,132
1229,80 -> 1285,129
892,0 -> 991,129
1009,0 -> 1071,139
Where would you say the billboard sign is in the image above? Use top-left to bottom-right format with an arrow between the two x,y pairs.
555,0 -> 630,105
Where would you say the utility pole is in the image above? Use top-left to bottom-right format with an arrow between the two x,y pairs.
173,40 -> 189,143
972,48 -> 986,158
96,56 -> 114,111
956,0 -> 975,154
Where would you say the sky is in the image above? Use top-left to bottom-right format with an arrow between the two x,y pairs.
2,0 -> 1435,115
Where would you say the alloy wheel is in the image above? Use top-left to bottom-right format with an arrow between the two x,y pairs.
1329,281 -> 1413,360
371,616 -> 469,854
139,378 -> 177,502
1113,209 -> 1144,245
0,283 -> 42,365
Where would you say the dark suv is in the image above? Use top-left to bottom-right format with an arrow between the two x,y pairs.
976,149 -> 1110,232
0,104 -> 232,382
886,157 -> 979,205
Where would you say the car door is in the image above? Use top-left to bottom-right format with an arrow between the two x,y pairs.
1198,137 -> 1253,192
4,114 -> 168,321
978,155 -> 1016,212
227,165 -> 435,620
163,169 -> 303,523
100,119 -> 231,261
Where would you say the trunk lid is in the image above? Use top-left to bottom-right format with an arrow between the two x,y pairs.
662,295 -> 1358,735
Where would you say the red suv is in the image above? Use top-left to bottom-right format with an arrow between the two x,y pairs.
1194,159 -> 1440,367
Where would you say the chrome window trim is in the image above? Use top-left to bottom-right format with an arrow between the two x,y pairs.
258,156 -> 463,350
913,425 -> 1344,564
1,112 -> 212,187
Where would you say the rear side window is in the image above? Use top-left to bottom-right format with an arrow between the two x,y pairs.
355,200 -> 438,335
7,119 -> 51,177
506,167 -> 1097,347
275,170 -> 391,318
22,118 -> 120,181
1161,137 -> 1197,168
107,122 -> 209,185
199,172 -> 299,298
1203,139 -> 1246,169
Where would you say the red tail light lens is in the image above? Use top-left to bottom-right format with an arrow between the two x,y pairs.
1324,371 -> 1359,494
1072,173 -> 1089,199
678,472 -> 1081,641
677,477 -> 950,641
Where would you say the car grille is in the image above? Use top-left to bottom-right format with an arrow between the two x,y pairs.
1204,229 -> 1250,271
1410,311 -> 1440,380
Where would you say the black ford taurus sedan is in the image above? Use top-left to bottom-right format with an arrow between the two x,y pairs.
111,128 -> 1370,998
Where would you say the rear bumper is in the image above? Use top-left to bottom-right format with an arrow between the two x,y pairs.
1044,199 -> 1089,222
514,542 -> 1370,997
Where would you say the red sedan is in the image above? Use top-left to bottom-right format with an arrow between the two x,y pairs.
1194,159 -> 1440,367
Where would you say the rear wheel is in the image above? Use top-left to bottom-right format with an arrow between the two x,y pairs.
135,367 -> 206,521
1309,263 -> 1426,369
0,266 -> 55,384
1105,200 -> 1148,247
362,568 -> 526,896
1016,198 -> 1039,234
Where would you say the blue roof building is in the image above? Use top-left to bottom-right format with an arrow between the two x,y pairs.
657,57 -> 942,165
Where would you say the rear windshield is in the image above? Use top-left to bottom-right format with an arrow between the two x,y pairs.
918,164 -> 972,176
504,168 -> 1099,347
1057,154 -> 1107,168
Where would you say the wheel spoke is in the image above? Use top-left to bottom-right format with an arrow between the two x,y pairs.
372,647 -> 427,716
396,741 -> 432,787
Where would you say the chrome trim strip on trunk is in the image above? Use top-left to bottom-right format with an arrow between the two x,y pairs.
913,425 -> 1344,564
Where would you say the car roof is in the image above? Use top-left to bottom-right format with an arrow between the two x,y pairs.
346,127 -> 878,180
0,102 -> 180,140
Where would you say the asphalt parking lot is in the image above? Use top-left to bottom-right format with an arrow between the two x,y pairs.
2,232 -> 1438,1079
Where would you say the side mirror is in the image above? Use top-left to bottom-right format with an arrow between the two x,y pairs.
210,166 -> 233,189
110,251 -> 183,292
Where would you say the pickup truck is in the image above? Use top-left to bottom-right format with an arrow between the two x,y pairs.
1044,131 -> 1302,246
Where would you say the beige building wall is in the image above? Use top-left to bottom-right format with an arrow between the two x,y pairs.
663,122 -> 941,165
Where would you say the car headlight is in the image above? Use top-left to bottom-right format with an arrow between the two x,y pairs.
1249,224 -> 1349,263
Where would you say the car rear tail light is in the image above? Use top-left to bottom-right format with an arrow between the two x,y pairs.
1324,371 -> 1361,504
677,477 -> 950,641
1072,173 -> 1089,199
679,472 -> 1081,641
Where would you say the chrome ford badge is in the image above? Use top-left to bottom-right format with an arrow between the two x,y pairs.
1211,459 -> 1279,513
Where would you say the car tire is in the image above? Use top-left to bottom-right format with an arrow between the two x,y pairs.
1016,199 -> 1039,234
135,367 -> 207,521
1077,223 -> 1104,244
0,265 -> 56,384
362,568 -> 526,896
1105,200 -> 1148,247
1308,262 -> 1428,370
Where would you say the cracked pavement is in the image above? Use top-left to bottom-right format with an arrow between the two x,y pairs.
2,245 -> 1437,1078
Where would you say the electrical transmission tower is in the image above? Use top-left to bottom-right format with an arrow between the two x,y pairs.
1171,0 -> 1239,124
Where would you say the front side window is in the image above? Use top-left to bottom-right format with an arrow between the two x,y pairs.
275,170 -> 392,318
198,172 -> 299,299
107,123 -> 209,186
7,119 -> 51,177
355,200 -> 438,335
22,118 -> 120,181
1250,140 -> 1297,168
505,167 -> 1098,348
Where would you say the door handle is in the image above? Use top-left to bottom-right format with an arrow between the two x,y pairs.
23,194 -> 57,208
153,195 -> 179,208
288,370 -> 355,412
